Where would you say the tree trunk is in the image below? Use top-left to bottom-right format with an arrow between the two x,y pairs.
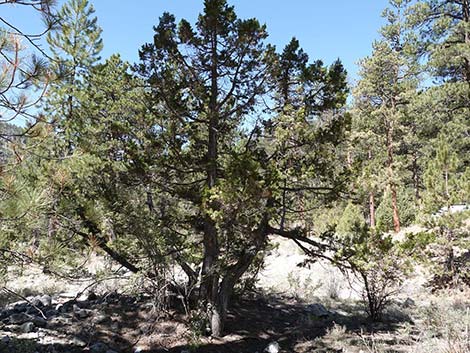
412,152 -> 420,201
200,23 -> 222,336
386,115 -> 400,233
463,0 -> 470,82
369,192 -> 376,228
210,248 -> 262,336
368,150 -> 376,228
208,198 -> 272,337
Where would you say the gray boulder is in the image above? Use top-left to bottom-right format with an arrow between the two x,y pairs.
39,295 -> 52,307
264,341 -> 280,353
90,342 -> 109,353
20,322 -> 35,333
9,313 -> 31,325
31,316 -> 47,328
305,303 -> 331,318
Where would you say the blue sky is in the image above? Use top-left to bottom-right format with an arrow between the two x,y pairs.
8,0 -> 390,82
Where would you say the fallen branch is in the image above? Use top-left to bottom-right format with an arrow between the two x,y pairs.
1,286 -> 47,320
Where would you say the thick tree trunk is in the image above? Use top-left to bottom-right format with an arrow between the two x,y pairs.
200,24 -> 222,336
211,246 -> 264,336
208,199 -> 272,337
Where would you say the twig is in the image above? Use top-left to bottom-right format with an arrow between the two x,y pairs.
1,286 -> 47,320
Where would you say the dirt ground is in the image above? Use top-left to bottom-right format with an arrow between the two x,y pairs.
1,236 -> 469,353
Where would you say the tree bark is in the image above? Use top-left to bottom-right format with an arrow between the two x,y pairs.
368,150 -> 376,228
200,20 -> 222,336
386,113 -> 400,233
369,192 -> 376,228
463,0 -> 470,82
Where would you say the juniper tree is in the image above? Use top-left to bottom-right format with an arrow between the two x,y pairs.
136,0 -> 348,336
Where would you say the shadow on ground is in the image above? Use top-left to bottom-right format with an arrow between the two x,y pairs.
0,293 -> 414,353
152,294 -> 413,353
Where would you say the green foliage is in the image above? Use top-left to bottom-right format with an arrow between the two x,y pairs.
334,226 -> 412,320
336,202 -> 367,235
423,136 -> 470,214
375,188 -> 417,231
351,0 -> 421,233
1,0 -> 469,338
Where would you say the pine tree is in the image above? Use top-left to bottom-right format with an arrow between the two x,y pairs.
0,0 -> 55,127
408,0 -> 470,82
353,0 -> 420,232
46,0 -> 102,132
408,0 -> 470,188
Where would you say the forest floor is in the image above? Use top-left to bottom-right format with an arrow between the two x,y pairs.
0,236 -> 469,353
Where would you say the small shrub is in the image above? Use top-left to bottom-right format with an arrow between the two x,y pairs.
323,267 -> 343,300
334,225 -> 411,320
287,271 -> 322,300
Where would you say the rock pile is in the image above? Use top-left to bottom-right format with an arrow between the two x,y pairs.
0,292 -> 124,353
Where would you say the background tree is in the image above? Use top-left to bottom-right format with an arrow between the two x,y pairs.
352,0 -> 420,232
408,0 -> 469,191
45,0 -> 102,136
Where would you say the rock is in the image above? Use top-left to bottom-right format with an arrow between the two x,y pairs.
39,295 -> 52,307
264,341 -> 280,353
1,335 -> 11,344
76,309 -> 91,319
31,297 -> 44,308
47,316 -> 73,328
9,313 -> 31,325
20,322 -> 35,333
403,297 -> 416,308
45,309 -> 59,318
73,304 -> 91,319
305,303 -> 331,318
90,342 -> 109,353
31,316 -> 47,328
92,314 -> 108,325
104,292 -> 118,304
0,309 -> 12,320
11,301 -> 28,313
71,336 -> 87,347
57,300 -> 74,313
134,347 -> 145,353
87,291 -> 98,301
